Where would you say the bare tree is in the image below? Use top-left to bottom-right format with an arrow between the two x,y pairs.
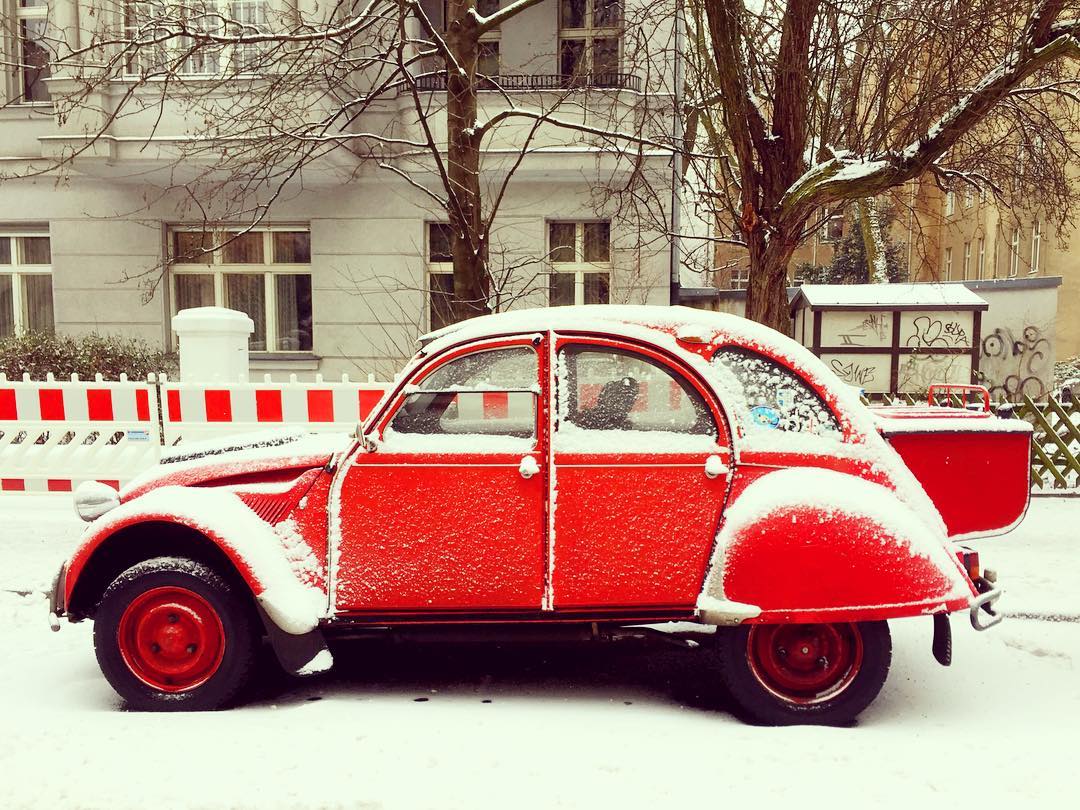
1,0 -> 678,318
680,0 -> 1080,331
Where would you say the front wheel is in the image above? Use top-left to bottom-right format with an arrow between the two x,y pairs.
94,557 -> 259,711
714,621 -> 891,725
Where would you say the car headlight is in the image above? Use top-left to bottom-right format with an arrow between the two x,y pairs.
74,481 -> 120,522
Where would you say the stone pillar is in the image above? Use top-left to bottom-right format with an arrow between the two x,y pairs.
172,307 -> 253,383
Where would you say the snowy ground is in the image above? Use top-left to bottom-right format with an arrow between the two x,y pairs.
1,495 -> 1078,809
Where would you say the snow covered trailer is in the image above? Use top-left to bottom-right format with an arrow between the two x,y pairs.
49,306 -> 1023,725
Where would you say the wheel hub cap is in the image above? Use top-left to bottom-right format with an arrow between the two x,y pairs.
117,586 -> 226,693
747,623 -> 864,705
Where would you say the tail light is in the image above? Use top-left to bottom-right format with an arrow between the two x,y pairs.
956,547 -> 980,581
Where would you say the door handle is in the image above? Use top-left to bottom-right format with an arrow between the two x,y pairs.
704,455 -> 728,479
519,456 -> 540,479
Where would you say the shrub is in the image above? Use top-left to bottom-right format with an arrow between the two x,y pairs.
0,331 -> 177,380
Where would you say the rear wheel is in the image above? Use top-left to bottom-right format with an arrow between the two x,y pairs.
94,557 -> 259,711
715,621 -> 891,725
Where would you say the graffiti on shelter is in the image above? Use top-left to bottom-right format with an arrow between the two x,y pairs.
829,358 -> 878,386
898,353 -> 966,392
979,325 -> 1051,400
905,316 -> 969,349
838,313 -> 890,347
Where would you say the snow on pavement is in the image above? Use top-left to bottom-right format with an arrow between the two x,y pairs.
1,495 -> 1078,809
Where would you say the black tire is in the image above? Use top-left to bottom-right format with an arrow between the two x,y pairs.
93,557 -> 259,711
714,621 -> 891,726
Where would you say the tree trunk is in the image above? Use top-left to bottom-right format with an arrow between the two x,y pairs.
744,232 -> 796,334
445,3 -> 490,319
855,198 -> 889,284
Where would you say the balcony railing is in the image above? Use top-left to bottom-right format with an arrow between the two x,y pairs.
412,73 -> 642,92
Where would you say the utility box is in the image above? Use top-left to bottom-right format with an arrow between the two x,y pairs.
172,307 -> 254,383
789,284 -> 989,394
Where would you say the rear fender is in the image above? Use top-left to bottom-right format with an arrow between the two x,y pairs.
698,468 -> 976,624
64,486 -> 326,635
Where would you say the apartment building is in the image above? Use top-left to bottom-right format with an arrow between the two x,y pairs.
0,1 -> 690,377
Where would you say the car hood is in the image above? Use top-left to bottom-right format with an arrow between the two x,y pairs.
121,430 -> 353,501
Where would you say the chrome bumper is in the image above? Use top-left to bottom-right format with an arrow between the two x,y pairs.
47,563 -> 66,632
969,582 -> 1003,631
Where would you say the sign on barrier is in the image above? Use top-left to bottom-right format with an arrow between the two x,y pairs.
0,373 -> 162,492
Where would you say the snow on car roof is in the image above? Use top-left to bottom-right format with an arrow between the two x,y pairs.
790,283 -> 988,311
420,305 -> 784,351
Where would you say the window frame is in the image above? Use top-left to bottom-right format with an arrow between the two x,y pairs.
1009,227 -> 1021,277
558,0 -> 623,86
547,220 -> 611,306
122,0 -> 271,78
0,229 -> 54,336
976,237 -> 985,280
943,246 -> 953,281
377,339 -> 543,451
168,225 -> 313,353
962,241 -> 971,281
1031,219 -> 1042,275
555,341 -> 720,441
12,0 -> 51,103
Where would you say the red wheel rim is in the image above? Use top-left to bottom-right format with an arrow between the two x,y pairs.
746,623 -> 863,705
116,586 -> 226,693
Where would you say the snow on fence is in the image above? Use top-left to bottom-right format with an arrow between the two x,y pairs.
0,373 -> 391,493
0,373 -> 161,493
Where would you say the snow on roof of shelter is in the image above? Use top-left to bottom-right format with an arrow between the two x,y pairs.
790,283 -> 988,312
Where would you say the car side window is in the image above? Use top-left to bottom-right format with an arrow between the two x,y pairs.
555,345 -> 718,450
711,346 -> 840,437
386,346 -> 537,446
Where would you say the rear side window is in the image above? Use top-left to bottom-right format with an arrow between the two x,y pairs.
555,345 -> 719,451
712,347 -> 840,438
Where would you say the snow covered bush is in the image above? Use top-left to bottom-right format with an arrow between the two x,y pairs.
0,331 -> 176,380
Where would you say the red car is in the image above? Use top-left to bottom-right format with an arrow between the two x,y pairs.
49,306 -> 1029,724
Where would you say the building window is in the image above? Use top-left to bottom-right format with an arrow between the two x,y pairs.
823,209 -> 844,242
124,1 -> 270,76
0,230 -> 54,337
729,266 -> 750,290
963,187 -> 974,209
559,0 -> 622,87
169,227 -> 312,352
1031,220 -> 1042,275
943,246 -> 952,281
13,0 -> 51,102
944,190 -> 955,217
1009,227 -> 1020,277
427,222 -> 465,331
548,221 -> 610,306
976,237 -> 985,279
962,241 -> 971,281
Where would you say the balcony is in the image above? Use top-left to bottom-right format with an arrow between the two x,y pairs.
412,72 -> 642,92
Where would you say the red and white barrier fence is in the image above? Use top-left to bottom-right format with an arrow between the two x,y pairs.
0,372 -> 392,493
160,373 -> 388,445
0,373 -> 161,493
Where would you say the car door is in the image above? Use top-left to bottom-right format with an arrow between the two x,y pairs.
334,337 -> 547,614
550,336 -> 732,610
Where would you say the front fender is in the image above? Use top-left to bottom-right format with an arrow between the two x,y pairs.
698,468 -> 976,624
64,486 -> 326,635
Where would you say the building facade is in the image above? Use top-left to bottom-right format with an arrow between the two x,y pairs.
1,1 -> 693,378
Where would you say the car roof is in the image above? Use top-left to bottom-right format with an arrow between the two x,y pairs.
420,305 -> 778,351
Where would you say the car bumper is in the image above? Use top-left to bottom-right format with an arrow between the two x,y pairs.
969,578 -> 1002,631
47,562 -> 66,632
